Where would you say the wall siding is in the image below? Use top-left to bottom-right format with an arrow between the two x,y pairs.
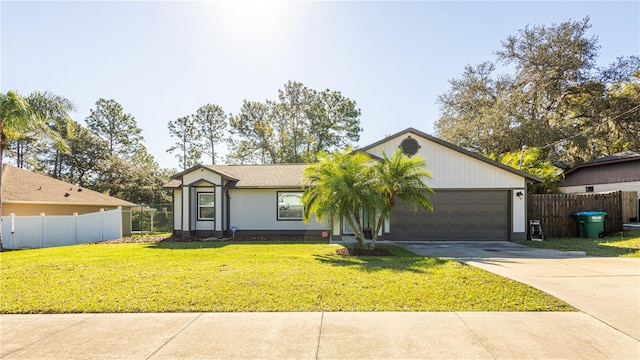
365,134 -> 525,188
561,182 -> 640,200
512,189 -> 526,233
229,189 -> 326,231
561,162 -> 640,186
183,169 -> 222,186
173,189 -> 182,230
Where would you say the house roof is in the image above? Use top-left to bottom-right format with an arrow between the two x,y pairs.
564,150 -> 640,175
2,164 -> 136,207
165,164 -> 309,189
164,128 -> 542,189
359,127 -> 542,183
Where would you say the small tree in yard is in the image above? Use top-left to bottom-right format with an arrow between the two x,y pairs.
0,91 -> 74,251
302,149 -> 434,249
370,149 -> 434,247
302,151 -> 377,249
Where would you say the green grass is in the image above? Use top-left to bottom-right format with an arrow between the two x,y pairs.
524,229 -> 640,258
0,242 -> 574,313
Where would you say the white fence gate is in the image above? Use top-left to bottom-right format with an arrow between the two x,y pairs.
1,207 -> 123,249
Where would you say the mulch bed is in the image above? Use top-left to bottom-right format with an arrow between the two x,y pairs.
97,235 -> 174,244
335,247 -> 393,256
97,234 -> 326,244
99,235 -> 393,256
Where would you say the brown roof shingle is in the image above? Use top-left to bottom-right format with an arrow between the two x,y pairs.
206,164 -> 308,188
2,164 -> 136,207
165,164 -> 308,189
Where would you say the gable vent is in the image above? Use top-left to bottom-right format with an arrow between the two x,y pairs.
400,137 -> 420,157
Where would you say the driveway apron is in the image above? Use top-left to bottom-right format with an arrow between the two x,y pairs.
395,241 -> 640,341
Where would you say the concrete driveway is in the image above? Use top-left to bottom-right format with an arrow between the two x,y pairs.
394,241 -> 640,342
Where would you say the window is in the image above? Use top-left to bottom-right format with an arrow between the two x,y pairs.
198,193 -> 215,220
277,192 -> 303,220
585,186 -> 594,193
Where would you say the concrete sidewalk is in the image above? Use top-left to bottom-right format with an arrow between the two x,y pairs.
2,242 -> 639,359
2,312 -> 639,359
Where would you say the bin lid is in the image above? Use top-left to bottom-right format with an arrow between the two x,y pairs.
573,211 -> 607,216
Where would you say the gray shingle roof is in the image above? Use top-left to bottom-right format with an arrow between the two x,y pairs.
588,150 -> 640,164
565,150 -> 640,175
2,164 -> 136,207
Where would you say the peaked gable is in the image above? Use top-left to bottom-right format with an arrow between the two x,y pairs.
359,128 -> 541,187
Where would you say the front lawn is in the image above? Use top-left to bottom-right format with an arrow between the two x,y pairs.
0,242 -> 573,313
524,229 -> 640,258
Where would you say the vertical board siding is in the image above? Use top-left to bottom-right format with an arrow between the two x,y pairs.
365,134 -> 525,189
527,191 -> 635,237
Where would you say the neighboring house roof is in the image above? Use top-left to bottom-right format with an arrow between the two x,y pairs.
2,164 -> 136,207
359,127 -> 542,183
564,150 -> 640,176
165,164 -> 309,189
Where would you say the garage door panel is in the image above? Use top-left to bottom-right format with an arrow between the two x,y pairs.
392,190 -> 509,241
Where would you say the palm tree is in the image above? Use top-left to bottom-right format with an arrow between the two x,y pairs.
370,149 -> 434,247
303,149 -> 434,249
0,91 -> 74,251
302,150 -> 377,249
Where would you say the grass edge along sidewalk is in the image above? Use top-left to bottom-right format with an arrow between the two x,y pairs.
0,241 -> 574,313
523,229 -> 640,258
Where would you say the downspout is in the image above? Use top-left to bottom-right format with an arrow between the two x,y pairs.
181,185 -> 188,237
172,189 -> 176,236
188,184 -> 193,236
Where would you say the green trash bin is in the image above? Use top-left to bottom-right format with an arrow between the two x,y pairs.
573,211 -> 607,238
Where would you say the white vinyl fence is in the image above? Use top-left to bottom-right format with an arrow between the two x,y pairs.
1,207 -> 123,249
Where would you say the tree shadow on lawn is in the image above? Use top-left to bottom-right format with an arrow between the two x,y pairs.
314,246 -> 449,274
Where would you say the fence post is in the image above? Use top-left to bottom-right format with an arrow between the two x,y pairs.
117,206 -> 123,239
73,213 -> 78,244
40,213 -> 45,248
100,209 -> 105,242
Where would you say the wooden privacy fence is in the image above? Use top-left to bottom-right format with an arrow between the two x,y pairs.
527,191 -> 638,237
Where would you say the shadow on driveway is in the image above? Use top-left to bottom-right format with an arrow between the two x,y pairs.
392,240 -> 587,260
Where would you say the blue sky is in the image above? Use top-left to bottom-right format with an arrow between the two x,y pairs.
2,1 -> 639,170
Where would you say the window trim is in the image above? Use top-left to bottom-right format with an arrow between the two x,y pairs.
585,186 -> 594,193
197,192 -> 215,221
277,191 -> 304,221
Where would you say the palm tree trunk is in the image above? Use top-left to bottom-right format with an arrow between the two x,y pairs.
372,213 -> 386,249
344,213 -> 365,249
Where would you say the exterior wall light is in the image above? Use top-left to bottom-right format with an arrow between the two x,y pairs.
516,191 -> 524,199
